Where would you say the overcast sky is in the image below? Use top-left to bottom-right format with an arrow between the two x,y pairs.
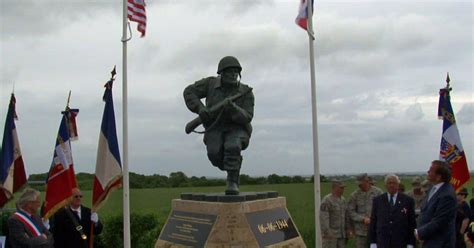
0,0 -> 472,178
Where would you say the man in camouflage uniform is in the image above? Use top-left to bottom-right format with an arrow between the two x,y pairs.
320,180 -> 348,248
183,56 -> 254,195
347,173 -> 383,248
406,176 -> 425,217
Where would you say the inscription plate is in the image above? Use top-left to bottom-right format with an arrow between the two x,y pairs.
159,210 -> 217,247
246,207 -> 299,247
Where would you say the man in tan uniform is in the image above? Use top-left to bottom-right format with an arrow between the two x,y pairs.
406,176 -> 425,217
320,180 -> 348,248
347,173 -> 383,248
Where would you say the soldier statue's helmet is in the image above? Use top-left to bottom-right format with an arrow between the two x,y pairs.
217,56 -> 242,74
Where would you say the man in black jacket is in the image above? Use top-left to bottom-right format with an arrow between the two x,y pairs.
51,188 -> 103,248
415,160 -> 456,248
6,188 -> 54,248
369,174 -> 416,248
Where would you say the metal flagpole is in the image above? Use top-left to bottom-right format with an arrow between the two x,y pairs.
306,0 -> 322,247
122,0 -> 131,247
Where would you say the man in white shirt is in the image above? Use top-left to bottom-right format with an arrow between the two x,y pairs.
415,160 -> 456,248
51,188 -> 102,248
368,174 -> 416,248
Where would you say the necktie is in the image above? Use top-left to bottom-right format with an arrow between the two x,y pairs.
74,210 -> 81,220
390,194 -> 395,206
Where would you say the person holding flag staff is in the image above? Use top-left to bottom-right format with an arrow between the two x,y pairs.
50,188 -> 103,248
6,188 -> 54,248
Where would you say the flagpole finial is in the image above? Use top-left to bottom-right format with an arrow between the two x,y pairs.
66,90 -> 72,110
111,66 -> 117,79
445,73 -> 452,92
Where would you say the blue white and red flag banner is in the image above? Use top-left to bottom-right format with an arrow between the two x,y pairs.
295,0 -> 314,31
128,0 -> 147,37
92,68 -> 122,211
438,77 -> 470,190
0,94 -> 27,207
42,108 -> 79,219
14,211 -> 42,237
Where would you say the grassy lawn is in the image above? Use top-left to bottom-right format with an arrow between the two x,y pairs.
2,177 -> 472,247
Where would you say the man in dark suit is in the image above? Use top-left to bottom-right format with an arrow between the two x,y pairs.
51,188 -> 103,248
369,174 -> 416,248
6,188 -> 54,248
415,160 -> 457,248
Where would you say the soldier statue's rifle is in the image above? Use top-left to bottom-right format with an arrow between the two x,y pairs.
185,87 -> 252,134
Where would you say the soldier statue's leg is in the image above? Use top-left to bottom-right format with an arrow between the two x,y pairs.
223,129 -> 249,195
203,130 -> 225,170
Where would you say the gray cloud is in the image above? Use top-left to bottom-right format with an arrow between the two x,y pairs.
0,1 -> 472,177
457,103 -> 473,124
405,103 -> 424,121
0,0 -> 117,39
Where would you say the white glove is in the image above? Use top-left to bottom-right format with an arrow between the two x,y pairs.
42,219 -> 50,230
91,212 -> 99,223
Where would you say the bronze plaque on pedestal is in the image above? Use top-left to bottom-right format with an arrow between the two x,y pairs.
246,207 -> 300,247
158,210 -> 217,247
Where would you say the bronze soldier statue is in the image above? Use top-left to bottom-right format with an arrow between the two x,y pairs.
183,56 -> 254,195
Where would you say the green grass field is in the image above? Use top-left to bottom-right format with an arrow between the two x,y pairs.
3,177 -> 472,247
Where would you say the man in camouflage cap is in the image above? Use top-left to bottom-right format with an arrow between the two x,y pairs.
347,173 -> 383,248
406,176 -> 425,217
320,180 -> 349,248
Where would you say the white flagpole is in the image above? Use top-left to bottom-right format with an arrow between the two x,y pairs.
306,0 -> 322,247
122,0 -> 131,247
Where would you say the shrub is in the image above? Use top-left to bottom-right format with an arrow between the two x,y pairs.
100,213 -> 161,248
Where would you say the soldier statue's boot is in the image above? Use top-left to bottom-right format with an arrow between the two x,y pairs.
225,171 -> 240,195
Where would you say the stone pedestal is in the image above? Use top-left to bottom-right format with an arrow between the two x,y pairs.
155,193 -> 306,248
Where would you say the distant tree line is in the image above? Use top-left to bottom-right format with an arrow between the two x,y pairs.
26,172 -> 322,190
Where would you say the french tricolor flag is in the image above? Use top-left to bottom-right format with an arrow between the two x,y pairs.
92,68 -> 122,211
295,0 -> 314,31
42,108 -> 79,219
0,94 -> 27,207
438,76 -> 470,190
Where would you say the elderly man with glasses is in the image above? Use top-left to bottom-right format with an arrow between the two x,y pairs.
50,188 -> 103,248
6,188 -> 54,248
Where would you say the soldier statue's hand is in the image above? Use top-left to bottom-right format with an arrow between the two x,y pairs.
223,99 -> 238,114
199,107 -> 212,125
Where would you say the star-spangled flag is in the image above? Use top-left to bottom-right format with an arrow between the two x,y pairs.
438,75 -> 470,190
92,67 -> 122,211
128,0 -> 147,37
0,94 -> 27,207
42,108 -> 79,219
295,0 -> 314,31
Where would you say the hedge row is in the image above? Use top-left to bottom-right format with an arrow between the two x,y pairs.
0,212 -> 163,248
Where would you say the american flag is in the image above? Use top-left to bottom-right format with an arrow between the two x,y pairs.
128,0 -> 147,37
